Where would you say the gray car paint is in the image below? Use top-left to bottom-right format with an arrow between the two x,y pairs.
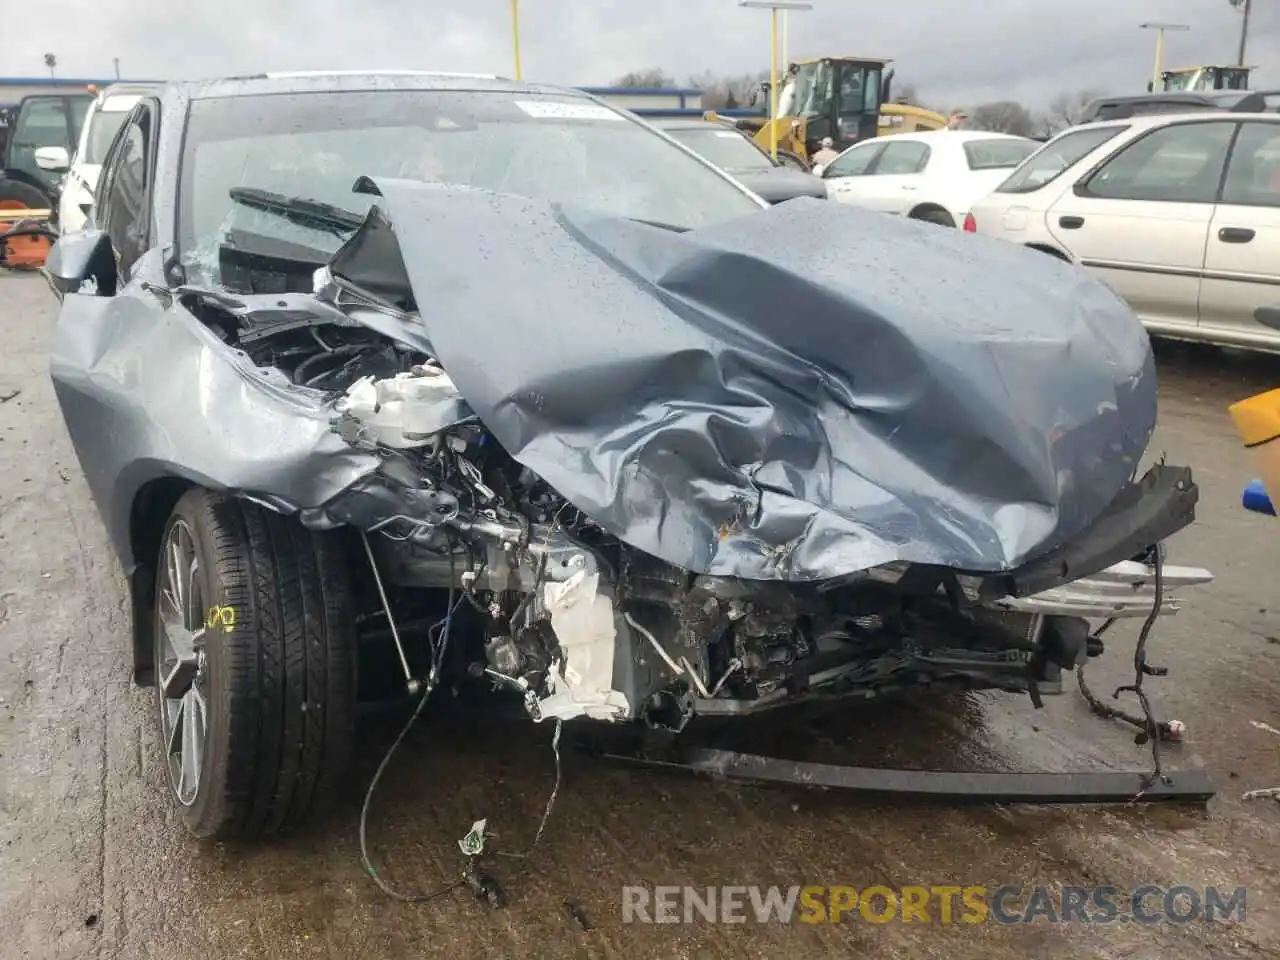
731,166 -> 829,203
49,75 -> 1157,606
324,179 -> 1156,579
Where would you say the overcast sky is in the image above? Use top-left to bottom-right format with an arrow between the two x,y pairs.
3,0 -> 1276,108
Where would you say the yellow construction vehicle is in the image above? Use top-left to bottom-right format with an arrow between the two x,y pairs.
1155,65 -> 1254,93
706,57 -> 948,163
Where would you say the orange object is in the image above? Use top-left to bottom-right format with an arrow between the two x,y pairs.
1229,388 -> 1280,503
0,210 -> 55,270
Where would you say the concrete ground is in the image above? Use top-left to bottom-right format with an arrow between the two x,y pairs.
0,270 -> 1277,960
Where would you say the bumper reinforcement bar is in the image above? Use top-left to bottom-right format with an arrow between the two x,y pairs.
598,746 -> 1216,805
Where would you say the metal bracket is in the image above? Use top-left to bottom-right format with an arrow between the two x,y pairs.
595,745 -> 1215,806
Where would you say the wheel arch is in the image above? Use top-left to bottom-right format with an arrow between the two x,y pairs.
1025,242 -> 1071,261
128,475 -> 196,685
908,202 -> 958,227
908,201 -> 952,219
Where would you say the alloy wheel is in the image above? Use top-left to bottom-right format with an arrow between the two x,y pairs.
156,519 -> 209,806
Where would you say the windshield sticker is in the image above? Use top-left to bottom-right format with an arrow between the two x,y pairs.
514,100 -> 624,121
714,131 -> 741,138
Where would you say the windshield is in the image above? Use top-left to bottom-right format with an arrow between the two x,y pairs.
963,138 -> 1038,170
996,125 -> 1128,193
1162,71 -> 1200,92
778,61 -> 834,118
178,90 -> 762,286
84,107 -> 132,164
665,127 -> 773,171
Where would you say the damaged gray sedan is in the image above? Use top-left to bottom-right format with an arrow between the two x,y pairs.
45,72 -> 1212,839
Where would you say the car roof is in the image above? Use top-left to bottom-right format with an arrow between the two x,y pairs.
1080,90 -> 1280,123
157,70 -> 578,102
99,81 -> 164,99
854,130 -> 1032,145
1084,110 -> 1280,133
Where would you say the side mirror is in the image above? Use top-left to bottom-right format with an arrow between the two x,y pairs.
44,229 -> 115,300
812,164 -> 826,177
35,145 -> 70,172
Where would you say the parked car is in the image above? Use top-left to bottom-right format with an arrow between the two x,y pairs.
44,72 -> 1208,840
968,112 -> 1280,353
1079,89 -> 1280,124
653,118 -> 827,203
813,130 -> 1038,226
0,91 -> 92,215
36,83 -> 162,234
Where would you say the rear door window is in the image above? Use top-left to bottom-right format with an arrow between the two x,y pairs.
1220,121 -> 1280,208
963,138 -> 1038,171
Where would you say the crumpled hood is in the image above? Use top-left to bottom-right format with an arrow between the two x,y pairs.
333,178 -> 1157,581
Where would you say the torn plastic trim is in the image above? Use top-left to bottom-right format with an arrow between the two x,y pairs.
980,464 -> 1199,600
175,285 -> 363,344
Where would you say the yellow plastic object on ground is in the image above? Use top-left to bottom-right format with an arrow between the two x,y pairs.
1229,388 -> 1280,499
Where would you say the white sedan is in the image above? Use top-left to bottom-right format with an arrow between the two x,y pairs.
968,111 -> 1280,352
814,130 -> 1039,227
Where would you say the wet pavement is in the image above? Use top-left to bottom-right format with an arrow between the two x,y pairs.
0,271 -> 1277,959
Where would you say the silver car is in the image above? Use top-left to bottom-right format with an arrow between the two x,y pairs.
968,112 -> 1280,352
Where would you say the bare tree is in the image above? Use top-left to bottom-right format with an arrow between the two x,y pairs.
687,70 -> 770,110
612,69 -> 676,89
894,83 -> 920,105
969,101 -> 1036,137
1041,89 -> 1104,135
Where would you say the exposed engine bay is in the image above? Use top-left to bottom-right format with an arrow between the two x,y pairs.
177,249 -> 1214,733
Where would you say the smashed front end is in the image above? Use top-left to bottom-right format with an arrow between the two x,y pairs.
54,182 -> 1212,730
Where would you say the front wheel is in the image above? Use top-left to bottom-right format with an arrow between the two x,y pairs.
154,489 -> 357,839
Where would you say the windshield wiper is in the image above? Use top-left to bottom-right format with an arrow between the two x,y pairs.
228,187 -> 367,235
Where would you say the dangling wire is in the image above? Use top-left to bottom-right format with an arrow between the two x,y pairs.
1075,549 -> 1173,796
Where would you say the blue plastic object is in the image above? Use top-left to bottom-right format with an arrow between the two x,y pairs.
1243,479 -> 1276,516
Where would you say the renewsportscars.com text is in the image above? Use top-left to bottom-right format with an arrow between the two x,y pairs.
621,884 -> 1247,925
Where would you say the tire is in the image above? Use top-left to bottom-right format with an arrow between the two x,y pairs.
0,176 -> 51,212
911,206 -> 956,228
153,488 -> 357,840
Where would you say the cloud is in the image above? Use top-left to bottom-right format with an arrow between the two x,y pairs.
8,0 -> 1278,108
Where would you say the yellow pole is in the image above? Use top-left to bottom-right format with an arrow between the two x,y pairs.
510,0 -> 523,80
769,6 -> 779,161
1151,27 -> 1164,91
781,9 -> 789,68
